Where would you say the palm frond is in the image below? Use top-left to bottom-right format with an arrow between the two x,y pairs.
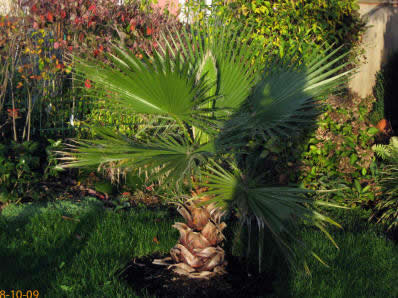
58,126 -> 216,188
220,45 -> 353,144
72,45 -> 214,127
373,137 -> 398,163
159,20 -> 263,114
200,163 -> 342,272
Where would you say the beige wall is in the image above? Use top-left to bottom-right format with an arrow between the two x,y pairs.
349,3 -> 398,98
0,0 -> 13,16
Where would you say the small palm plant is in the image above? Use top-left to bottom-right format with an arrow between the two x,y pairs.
59,20 -> 352,278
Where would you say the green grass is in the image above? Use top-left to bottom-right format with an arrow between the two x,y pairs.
289,227 -> 397,297
0,197 -> 178,297
0,200 -> 397,297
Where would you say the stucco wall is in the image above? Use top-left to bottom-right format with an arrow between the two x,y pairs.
349,2 -> 398,98
0,0 -> 12,15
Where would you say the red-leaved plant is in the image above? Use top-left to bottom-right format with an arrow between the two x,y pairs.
20,0 -> 180,58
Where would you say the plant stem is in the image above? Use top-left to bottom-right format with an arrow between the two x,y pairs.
22,79 -> 32,142
10,79 -> 17,142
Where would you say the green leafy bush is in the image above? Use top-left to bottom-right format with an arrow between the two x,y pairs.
0,140 -> 62,203
243,92 -> 381,207
208,0 -> 364,62
0,142 -> 41,202
298,93 -> 380,206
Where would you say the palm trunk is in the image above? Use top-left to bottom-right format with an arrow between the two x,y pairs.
168,193 -> 227,279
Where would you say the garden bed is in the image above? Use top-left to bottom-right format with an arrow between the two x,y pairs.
117,253 -> 274,297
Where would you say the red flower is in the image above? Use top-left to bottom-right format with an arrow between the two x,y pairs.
146,185 -> 154,191
68,46 -> 73,51
46,12 -> 54,22
31,4 -> 37,13
84,79 -> 92,89
60,10 -> 66,19
88,4 -> 96,12
79,32 -> 85,41
7,108 -> 19,118
376,119 -> 391,134
54,42 -> 60,49
146,26 -> 153,35
93,49 -> 99,57
56,63 -> 64,70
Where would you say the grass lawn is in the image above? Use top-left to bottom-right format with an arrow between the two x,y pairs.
0,198 -> 397,297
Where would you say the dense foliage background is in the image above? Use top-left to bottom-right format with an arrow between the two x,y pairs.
0,0 -> 396,234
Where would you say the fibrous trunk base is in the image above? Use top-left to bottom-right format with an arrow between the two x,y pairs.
154,192 -> 227,279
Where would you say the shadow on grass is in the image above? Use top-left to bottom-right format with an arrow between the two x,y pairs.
222,218 -> 292,298
0,202 -> 105,295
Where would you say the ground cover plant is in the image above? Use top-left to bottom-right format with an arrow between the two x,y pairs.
58,16 -> 355,278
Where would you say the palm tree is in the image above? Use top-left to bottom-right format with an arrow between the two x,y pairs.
59,19 -> 352,279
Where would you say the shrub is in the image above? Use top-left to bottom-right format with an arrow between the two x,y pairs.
23,0 -> 179,58
0,1 -> 181,200
206,0 -> 365,62
0,139 -> 62,202
297,93 -> 381,206
0,1 -> 180,142
256,92 -> 382,206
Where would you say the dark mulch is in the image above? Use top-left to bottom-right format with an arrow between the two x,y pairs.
116,253 -> 276,298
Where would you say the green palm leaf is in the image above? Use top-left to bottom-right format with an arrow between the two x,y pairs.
159,21 -> 263,113
201,162 -> 342,271
220,45 -> 353,143
73,46 -> 213,127
59,126 -> 215,187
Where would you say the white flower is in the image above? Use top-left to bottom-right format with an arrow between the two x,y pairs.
45,103 -> 53,114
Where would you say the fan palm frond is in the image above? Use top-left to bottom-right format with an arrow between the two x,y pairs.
159,20 -> 263,114
59,126 -> 216,187
73,45 -> 215,128
201,162 -> 342,271
219,45 -> 353,144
